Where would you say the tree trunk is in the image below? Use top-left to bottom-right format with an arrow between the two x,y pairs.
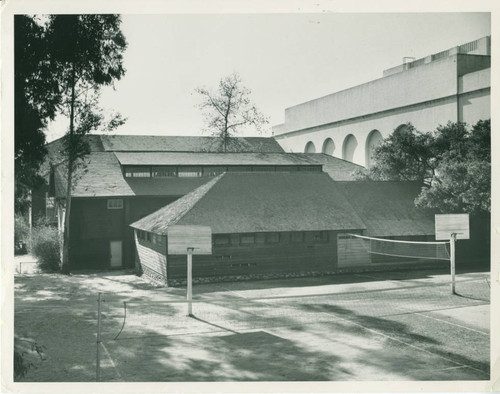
61,68 -> 76,274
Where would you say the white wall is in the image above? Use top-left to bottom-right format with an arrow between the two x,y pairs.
276,99 -> 457,167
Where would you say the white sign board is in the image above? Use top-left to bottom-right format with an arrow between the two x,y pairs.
435,214 -> 470,240
167,225 -> 212,255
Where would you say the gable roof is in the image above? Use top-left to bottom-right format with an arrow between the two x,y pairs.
53,152 -> 217,198
45,134 -> 284,153
100,135 -> 285,153
131,172 -> 366,234
300,154 -> 364,180
336,181 -> 435,236
56,152 -> 135,198
114,152 -> 324,166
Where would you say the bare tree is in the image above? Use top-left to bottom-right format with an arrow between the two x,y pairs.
195,73 -> 269,152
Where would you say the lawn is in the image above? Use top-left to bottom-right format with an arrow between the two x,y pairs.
13,265 -> 490,382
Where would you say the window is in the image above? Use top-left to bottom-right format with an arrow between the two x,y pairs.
178,166 -> 202,177
305,231 -> 328,243
291,232 -> 304,243
265,232 -> 280,244
124,166 -> 151,177
203,166 -> 226,176
253,166 -> 275,172
276,166 -> 298,172
145,232 -> 152,242
227,166 -> 252,172
151,234 -> 162,245
214,235 -> 230,246
315,231 -> 329,242
152,166 -> 177,177
255,233 -> 266,244
298,166 -> 321,172
240,233 -> 255,245
107,199 -> 124,209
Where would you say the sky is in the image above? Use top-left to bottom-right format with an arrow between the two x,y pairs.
45,12 -> 491,142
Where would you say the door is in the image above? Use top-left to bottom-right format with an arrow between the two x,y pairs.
110,240 -> 123,268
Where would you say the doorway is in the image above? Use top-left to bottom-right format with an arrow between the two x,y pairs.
110,240 -> 123,268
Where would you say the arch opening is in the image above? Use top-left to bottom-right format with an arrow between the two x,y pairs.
322,138 -> 335,156
342,134 -> 358,162
304,141 -> 316,153
365,130 -> 383,168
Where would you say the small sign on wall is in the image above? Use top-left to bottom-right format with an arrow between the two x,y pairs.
435,214 -> 470,240
167,225 -> 212,255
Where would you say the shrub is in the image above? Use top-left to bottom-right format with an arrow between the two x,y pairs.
29,224 -> 60,272
14,214 -> 30,254
14,337 -> 46,381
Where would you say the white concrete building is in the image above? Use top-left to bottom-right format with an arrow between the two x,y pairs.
272,36 -> 491,168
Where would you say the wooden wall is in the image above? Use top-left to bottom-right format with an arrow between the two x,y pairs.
166,230 -> 348,279
69,196 -> 178,269
70,199 -> 124,269
134,231 -> 168,284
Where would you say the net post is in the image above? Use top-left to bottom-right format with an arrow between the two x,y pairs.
187,248 -> 194,316
450,234 -> 456,295
96,292 -> 102,382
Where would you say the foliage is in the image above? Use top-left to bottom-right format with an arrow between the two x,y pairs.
360,120 -> 490,214
29,224 -> 60,272
45,14 -> 127,273
195,73 -> 269,152
14,16 -> 61,213
15,214 -> 30,245
360,123 -> 436,185
14,337 -> 46,381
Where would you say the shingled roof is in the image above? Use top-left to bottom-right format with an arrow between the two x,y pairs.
115,152 -> 324,166
99,135 -> 285,153
131,172 -> 366,234
300,154 -> 364,180
52,152 -> 217,198
336,181 -> 435,237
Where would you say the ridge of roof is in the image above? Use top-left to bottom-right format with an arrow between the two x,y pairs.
130,174 -> 224,233
132,172 -> 366,235
46,134 -> 284,153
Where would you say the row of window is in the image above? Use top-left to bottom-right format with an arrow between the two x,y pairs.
124,165 -> 322,178
135,230 -> 329,247
213,231 -> 329,246
136,229 -> 162,245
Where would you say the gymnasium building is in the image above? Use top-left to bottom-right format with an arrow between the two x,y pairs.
272,36 -> 491,168
37,134 -> 363,270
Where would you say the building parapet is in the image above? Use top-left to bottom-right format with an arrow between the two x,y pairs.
383,36 -> 490,77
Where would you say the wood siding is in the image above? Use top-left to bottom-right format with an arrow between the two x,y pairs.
69,196 -> 178,269
166,230 -> 343,279
135,231 -> 168,283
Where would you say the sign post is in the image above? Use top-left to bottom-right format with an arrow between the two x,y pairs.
450,233 -> 456,294
435,214 -> 469,295
187,247 -> 194,316
167,225 -> 212,316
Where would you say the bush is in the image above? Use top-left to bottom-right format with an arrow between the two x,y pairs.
29,224 -> 60,272
15,214 -> 30,254
14,336 -> 46,381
